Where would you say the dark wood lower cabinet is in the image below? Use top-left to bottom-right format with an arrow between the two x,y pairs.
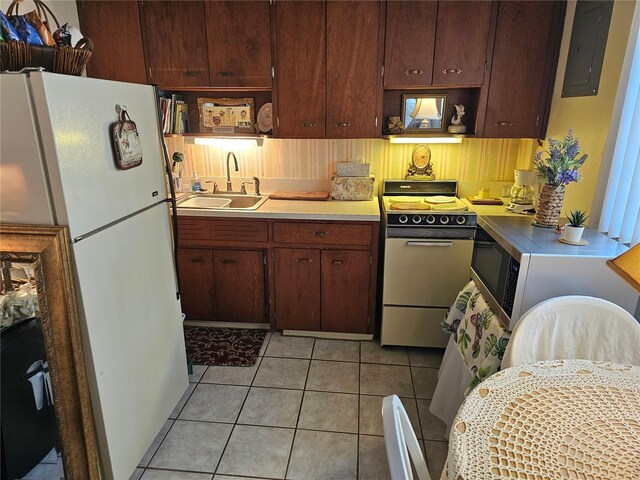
274,248 -> 321,331
321,250 -> 370,333
212,250 -> 266,323
177,249 -> 215,322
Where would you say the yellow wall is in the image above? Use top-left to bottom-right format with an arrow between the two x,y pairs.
542,0 -> 636,214
168,136 -> 537,183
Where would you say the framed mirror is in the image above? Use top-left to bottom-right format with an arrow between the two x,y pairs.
1,225 -> 100,479
401,94 -> 448,133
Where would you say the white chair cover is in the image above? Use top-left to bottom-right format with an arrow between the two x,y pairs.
502,295 -> 640,368
382,394 -> 431,480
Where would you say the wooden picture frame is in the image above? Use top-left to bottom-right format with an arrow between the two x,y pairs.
197,97 -> 255,133
401,94 -> 448,133
0,224 -> 100,479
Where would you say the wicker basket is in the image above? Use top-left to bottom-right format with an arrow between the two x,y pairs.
0,0 -> 92,76
534,184 -> 565,227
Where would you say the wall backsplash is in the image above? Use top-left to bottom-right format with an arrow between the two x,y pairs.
165,137 -> 538,183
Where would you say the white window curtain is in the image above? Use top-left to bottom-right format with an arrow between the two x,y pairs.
597,6 -> 640,246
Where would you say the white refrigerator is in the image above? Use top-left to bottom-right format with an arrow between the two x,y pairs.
0,71 -> 188,479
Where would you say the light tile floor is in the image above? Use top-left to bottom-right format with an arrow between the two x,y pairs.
131,333 -> 447,480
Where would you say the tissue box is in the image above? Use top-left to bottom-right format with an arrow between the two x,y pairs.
331,175 -> 375,200
336,161 -> 370,177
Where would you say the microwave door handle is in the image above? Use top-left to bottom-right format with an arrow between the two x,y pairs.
405,241 -> 453,247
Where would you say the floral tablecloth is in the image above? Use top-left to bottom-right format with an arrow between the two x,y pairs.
442,281 -> 510,393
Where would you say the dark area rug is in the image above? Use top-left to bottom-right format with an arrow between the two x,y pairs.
184,326 -> 267,366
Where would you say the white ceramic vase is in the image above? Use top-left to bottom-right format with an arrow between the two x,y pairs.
564,225 -> 585,243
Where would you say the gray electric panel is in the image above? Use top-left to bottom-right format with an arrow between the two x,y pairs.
562,0 -> 614,98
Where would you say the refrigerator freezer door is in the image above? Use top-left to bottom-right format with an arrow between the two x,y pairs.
0,73 -> 55,225
71,203 -> 187,480
27,72 -> 168,240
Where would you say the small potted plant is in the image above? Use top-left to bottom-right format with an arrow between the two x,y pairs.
565,210 -> 589,243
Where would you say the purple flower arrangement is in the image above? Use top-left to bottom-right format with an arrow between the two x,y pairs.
534,130 -> 588,191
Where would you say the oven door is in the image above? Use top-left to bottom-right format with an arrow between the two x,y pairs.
383,238 -> 474,307
471,226 -> 516,313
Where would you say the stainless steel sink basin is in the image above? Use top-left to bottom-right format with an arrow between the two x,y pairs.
177,193 -> 269,211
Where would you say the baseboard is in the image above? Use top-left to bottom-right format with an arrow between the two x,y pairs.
184,320 -> 270,330
283,330 -> 373,341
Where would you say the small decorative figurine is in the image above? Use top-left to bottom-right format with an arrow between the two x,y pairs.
447,104 -> 467,134
385,116 -> 406,135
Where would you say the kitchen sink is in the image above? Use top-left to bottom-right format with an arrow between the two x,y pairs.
177,193 -> 269,210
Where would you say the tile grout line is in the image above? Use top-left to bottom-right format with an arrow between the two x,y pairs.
283,336 -> 315,479
356,340 -> 362,480
210,331 -> 273,476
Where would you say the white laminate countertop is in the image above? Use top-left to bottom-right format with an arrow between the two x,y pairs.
175,194 -> 381,222
461,197 -> 533,218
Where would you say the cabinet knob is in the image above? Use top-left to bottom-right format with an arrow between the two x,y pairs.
331,259 -> 345,265
442,68 -> 462,74
296,258 -> 313,263
300,122 -> 318,127
494,121 -> 514,126
190,258 -> 205,263
217,71 -> 234,77
314,231 -> 329,237
404,69 -> 424,75
186,70 -> 202,77
334,122 -> 351,127
220,258 -> 236,264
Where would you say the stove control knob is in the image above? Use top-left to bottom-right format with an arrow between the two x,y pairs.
441,216 -> 450,224
399,214 -> 408,224
425,215 -> 436,224
412,215 -> 422,224
456,215 -> 466,225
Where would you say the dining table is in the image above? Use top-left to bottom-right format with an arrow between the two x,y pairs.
444,359 -> 640,480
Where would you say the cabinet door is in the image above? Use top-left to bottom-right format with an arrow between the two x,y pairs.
274,1 -> 325,138
177,249 -> 214,321
140,1 -> 210,87
383,1 -> 437,88
274,248 -> 321,331
483,1 -> 564,137
77,1 -> 147,84
326,1 -> 382,138
321,250 -> 370,334
212,250 -> 266,323
204,1 -> 272,88
432,1 -> 492,87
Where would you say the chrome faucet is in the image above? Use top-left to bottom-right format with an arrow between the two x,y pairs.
240,176 -> 261,195
226,151 -> 239,192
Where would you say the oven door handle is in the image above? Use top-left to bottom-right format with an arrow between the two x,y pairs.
405,241 -> 453,247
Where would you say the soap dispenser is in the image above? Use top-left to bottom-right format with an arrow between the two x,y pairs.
192,170 -> 202,192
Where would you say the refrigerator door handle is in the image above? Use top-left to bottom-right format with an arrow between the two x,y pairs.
154,86 -> 181,300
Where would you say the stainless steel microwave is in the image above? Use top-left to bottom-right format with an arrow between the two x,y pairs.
470,216 -> 639,329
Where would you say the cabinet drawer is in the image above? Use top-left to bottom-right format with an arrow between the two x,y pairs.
178,217 -> 268,246
273,222 -> 372,246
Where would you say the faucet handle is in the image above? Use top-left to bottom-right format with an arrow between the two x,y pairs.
252,176 -> 261,195
206,181 -> 219,193
240,181 -> 254,195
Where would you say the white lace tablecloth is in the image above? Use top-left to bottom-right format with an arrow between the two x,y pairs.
445,359 -> 640,480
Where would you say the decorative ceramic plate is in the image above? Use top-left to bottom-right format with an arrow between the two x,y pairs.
257,102 -> 273,133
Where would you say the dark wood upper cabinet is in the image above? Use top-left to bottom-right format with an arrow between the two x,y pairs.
432,1 -> 492,87
383,1 -> 438,88
273,1 -> 325,138
483,1 -> 565,138
140,1 -> 210,88
77,1 -> 147,84
321,250 -> 370,333
326,0 -> 382,138
204,1 -> 272,89
212,250 -> 266,323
